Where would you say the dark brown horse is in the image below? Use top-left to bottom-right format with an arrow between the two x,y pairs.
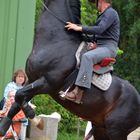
0,0 -> 140,139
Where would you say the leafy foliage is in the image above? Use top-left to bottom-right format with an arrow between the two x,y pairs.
113,0 -> 140,92
35,0 -> 43,24
81,0 -> 97,25
57,131 -> 84,140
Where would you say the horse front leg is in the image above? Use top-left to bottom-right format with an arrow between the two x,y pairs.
16,76 -> 49,118
0,76 -> 48,136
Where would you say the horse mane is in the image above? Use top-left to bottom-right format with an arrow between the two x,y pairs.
67,0 -> 81,24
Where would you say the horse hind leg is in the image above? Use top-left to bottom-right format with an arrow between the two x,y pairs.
84,126 -> 94,140
84,124 -> 110,140
107,130 -> 127,140
105,121 -> 127,140
93,126 -> 110,140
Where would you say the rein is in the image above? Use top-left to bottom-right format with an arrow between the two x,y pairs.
40,0 -> 67,25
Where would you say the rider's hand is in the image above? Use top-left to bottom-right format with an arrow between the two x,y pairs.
87,42 -> 97,50
65,22 -> 82,32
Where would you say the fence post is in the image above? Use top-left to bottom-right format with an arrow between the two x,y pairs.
29,112 -> 61,140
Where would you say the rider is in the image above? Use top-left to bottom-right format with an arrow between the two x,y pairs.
64,0 -> 120,103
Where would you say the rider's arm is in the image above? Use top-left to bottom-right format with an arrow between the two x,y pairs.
82,8 -> 117,35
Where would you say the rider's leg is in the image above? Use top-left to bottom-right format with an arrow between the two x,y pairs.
75,46 -> 114,89
65,47 -> 115,102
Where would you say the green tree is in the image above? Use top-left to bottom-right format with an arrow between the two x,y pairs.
81,0 -> 97,25
113,0 -> 140,92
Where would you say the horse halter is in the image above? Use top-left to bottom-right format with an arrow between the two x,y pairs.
40,0 -> 67,25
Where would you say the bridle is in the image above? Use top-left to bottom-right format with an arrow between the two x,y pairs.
40,0 -> 67,25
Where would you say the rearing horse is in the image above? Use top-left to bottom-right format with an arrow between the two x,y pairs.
0,0 -> 140,140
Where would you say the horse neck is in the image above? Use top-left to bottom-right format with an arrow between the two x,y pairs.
31,0 -> 82,89
38,0 -> 81,41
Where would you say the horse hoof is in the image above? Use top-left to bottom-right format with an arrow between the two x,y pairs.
22,103 -> 35,119
0,117 -> 12,136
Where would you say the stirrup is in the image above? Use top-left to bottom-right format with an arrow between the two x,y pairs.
59,86 -> 71,99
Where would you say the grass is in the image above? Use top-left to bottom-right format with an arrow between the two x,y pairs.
57,131 -> 85,140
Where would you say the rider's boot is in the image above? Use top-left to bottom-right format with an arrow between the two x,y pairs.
0,117 -> 12,136
65,86 -> 84,104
